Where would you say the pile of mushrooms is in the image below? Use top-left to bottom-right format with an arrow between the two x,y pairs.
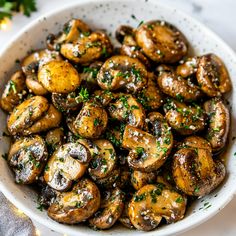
0,18 -> 231,231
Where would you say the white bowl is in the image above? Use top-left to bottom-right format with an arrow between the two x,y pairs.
0,0 -> 236,235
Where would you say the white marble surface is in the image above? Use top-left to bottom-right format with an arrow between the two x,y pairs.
1,0 -> 236,235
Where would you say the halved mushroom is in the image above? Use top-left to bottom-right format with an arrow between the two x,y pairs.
157,71 -> 203,102
38,60 -> 81,93
8,135 -> 48,184
134,20 -> 188,63
22,104 -> 62,135
136,72 -> 163,111
0,70 -> 26,112
196,54 -> 232,97
176,57 -> 198,78
74,102 -> 108,139
7,96 -> 49,135
89,187 -> 125,229
48,178 -> 100,224
116,25 -> 151,68
128,183 -> 187,231
203,98 -> 230,152
60,31 -> 113,65
26,74 -> 48,95
131,170 -> 156,190
46,19 -> 91,50
44,142 -> 91,191
88,139 -> 116,180
173,136 -> 226,196
122,119 -> 173,172
164,99 -> 205,135
45,128 -> 65,155
97,55 -> 148,93
108,94 -> 146,128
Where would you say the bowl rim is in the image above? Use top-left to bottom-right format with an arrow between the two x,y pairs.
0,0 -> 236,235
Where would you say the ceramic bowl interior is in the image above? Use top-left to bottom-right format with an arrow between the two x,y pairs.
0,0 -> 236,235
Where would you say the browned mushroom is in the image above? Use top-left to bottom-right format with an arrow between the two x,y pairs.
203,98 -> 230,152
44,142 -> 91,191
135,20 -> 188,63
97,55 -> 148,93
108,94 -> 146,129
74,101 -> 108,139
122,117 -> 173,172
89,187 -> 125,229
47,178 -> 100,224
0,71 -> 26,112
128,183 -> 187,231
196,54 -> 232,97
7,96 -> 49,135
8,135 -> 48,184
157,70 -> 203,102
173,136 -> 226,196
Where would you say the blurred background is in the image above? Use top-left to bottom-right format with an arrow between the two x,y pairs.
0,0 -> 235,235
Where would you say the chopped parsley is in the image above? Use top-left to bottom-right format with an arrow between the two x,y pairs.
9,80 -> 17,94
136,147 -> 144,155
83,67 -> 99,79
134,193 -> 146,202
36,204 -> 44,211
175,197 -> 184,203
94,118 -> 102,126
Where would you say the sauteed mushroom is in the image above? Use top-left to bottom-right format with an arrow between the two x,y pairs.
44,143 -> 91,191
97,55 -> 148,93
157,70 -> 203,102
89,139 -> 116,180
46,19 -> 91,50
204,98 -> 230,152
7,96 -> 49,135
122,118 -> 173,172
60,31 -> 113,65
8,135 -> 48,184
173,136 -> 226,196
74,102 -> 108,138
135,20 -> 188,63
0,71 -> 26,112
89,187 -> 125,229
196,54 -> 232,96
38,60 -> 81,93
48,178 -> 100,224
108,94 -> 145,128
128,183 -> 187,231
164,99 -> 205,135
22,104 -> 62,135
